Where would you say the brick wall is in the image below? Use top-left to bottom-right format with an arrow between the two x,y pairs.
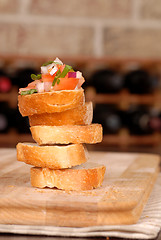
0,0 -> 161,59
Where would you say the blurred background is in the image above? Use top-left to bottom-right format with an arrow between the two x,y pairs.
1,0 -> 161,153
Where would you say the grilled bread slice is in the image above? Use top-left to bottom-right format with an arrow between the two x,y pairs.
30,124 -> 102,145
29,102 -> 93,126
18,89 -> 85,116
30,162 -> 106,191
17,142 -> 88,169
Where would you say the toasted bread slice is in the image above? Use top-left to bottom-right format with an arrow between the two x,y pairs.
30,124 -> 102,145
18,89 -> 85,116
29,102 -> 93,126
30,162 -> 106,191
17,143 -> 88,169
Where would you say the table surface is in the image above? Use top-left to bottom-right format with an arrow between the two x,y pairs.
1,144 -> 161,240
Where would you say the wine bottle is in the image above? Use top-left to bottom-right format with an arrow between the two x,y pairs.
90,69 -> 124,93
0,70 -> 12,93
14,67 -> 37,88
125,106 -> 154,135
148,109 -> 161,132
93,104 -> 122,134
12,108 -> 30,134
0,102 -> 10,133
124,69 -> 159,94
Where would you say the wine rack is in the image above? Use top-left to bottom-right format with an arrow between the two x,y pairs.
85,87 -> 161,108
0,130 -> 34,148
0,86 -> 18,108
0,55 -> 161,147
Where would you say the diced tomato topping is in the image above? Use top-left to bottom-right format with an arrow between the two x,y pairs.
41,73 -> 55,82
19,87 -> 32,93
52,78 -> 79,91
19,59 -> 85,94
27,80 -> 41,88
59,64 -> 65,73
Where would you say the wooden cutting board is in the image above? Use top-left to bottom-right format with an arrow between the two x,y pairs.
0,148 -> 160,227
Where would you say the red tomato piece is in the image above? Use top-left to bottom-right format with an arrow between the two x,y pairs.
41,73 -> 55,82
53,78 -> 79,91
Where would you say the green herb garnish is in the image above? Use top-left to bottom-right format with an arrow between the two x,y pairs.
31,74 -> 42,80
42,61 -> 53,66
61,65 -> 73,77
52,69 -> 61,86
57,79 -> 60,85
42,60 -> 63,67
53,61 -> 63,65
21,89 -> 38,95
52,65 -> 73,87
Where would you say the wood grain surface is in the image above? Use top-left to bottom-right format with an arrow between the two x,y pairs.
0,149 -> 160,227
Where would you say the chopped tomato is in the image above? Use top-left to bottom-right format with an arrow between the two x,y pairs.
41,73 -> 55,82
19,87 -> 32,93
59,64 -> 65,72
52,78 -> 79,91
27,80 -> 41,88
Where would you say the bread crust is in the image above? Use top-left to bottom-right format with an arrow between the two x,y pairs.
29,102 -> 93,126
18,89 -> 85,116
30,124 -> 103,145
30,164 -> 106,191
17,143 -> 88,169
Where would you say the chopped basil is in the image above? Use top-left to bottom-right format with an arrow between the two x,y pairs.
42,61 -> 53,66
52,69 -> 61,86
52,65 -> 73,86
53,61 -> 63,65
31,74 -> 42,80
42,60 -> 63,67
21,89 -> 38,95
61,65 -> 73,77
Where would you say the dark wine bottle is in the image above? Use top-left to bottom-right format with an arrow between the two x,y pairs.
148,109 -> 161,132
93,104 -> 122,134
90,69 -> 124,93
14,67 -> 37,88
12,108 -> 30,134
124,69 -> 158,94
125,106 -> 154,135
0,102 -> 10,133
0,70 -> 12,93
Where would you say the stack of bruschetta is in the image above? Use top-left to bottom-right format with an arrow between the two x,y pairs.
17,58 -> 105,191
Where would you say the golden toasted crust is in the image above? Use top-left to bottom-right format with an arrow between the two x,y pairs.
30,164 -> 106,191
18,89 -> 85,116
29,102 -> 93,126
30,124 -> 103,145
16,143 -> 88,169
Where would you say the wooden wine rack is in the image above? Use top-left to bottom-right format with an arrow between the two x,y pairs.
85,87 -> 161,109
85,87 -> 161,146
102,131 -> 161,146
0,86 -> 18,108
0,129 -> 34,148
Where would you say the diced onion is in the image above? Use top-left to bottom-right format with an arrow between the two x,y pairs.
41,66 -> 48,74
50,66 -> 58,76
36,82 -> 44,93
68,72 -> 76,78
76,71 -> 82,78
44,82 -> 52,92
54,57 -> 63,65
